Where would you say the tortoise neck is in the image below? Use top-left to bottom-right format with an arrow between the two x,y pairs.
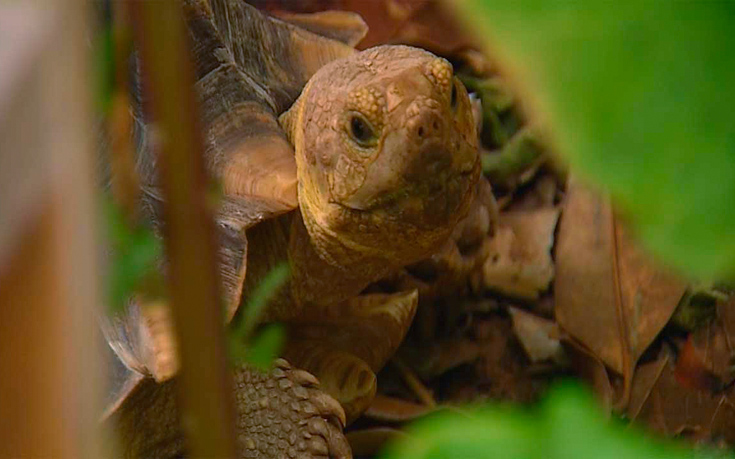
288,208 -> 395,306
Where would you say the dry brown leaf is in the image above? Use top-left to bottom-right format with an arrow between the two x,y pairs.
635,356 -> 735,444
563,338 -> 613,414
686,318 -> 734,390
628,354 -> 669,421
674,336 -> 726,394
481,207 -> 559,300
555,179 -> 687,404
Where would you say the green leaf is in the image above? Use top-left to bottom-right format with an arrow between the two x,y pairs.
228,263 -> 290,368
453,2 -> 735,281
380,383 -> 728,459
230,262 -> 290,342
102,196 -> 163,314
236,324 -> 285,371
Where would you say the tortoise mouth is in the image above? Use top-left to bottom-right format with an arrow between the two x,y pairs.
335,157 -> 479,227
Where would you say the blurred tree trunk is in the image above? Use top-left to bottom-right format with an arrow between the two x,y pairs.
0,3 -> 103,457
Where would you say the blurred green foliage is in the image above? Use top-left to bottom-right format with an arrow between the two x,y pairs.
241,324 -> 286,371
228,263 -> 290,370
453,1 -> 735,281
102,196 -> 163,314
382,383 -> 732,459
385,3 -> 735,458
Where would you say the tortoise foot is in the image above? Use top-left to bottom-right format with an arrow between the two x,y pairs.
234,359 -> 352,458
282,343 -> 378,424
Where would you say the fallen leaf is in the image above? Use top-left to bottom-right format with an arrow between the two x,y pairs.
635,357 -> 735,444
627,354 -> 669,421
674,336 -> 724,394
563,338 -> 613,415
555,179 -> 687,405
482,207 -> 560,300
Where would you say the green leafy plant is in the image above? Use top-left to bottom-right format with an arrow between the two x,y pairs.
228,262 -> 290,370
102,196 -> 163,313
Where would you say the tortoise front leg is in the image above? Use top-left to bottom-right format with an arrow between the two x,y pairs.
283,290 -> 418,422
106,361 -> 351,459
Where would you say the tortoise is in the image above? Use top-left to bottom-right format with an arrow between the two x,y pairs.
103,0 -> 481,457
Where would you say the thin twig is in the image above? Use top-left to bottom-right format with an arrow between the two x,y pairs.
108,2 -> 139,223
392,357 -> 437,408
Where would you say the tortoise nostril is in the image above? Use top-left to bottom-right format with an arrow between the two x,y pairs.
408,101 -> 444,141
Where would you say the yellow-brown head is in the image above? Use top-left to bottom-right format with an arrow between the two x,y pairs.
281,45 -> 480,265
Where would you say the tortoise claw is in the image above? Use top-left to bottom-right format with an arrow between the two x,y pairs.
234,362 -> 351,458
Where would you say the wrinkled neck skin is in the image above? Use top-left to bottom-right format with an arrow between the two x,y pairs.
288,207 -> 392,307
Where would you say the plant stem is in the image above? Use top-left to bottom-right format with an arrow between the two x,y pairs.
130,2 -> 236,457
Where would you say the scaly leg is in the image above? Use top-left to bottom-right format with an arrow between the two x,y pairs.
106,360 -> 351,458
283,290 -> 418,422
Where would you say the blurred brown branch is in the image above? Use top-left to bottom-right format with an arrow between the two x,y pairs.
130,2 -> 236,457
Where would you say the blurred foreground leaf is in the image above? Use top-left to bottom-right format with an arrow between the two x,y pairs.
229,263 -> 290,368
103,197 -> 163,313
381,383 -> 730,459
241,324 -> 285,371
453,2 -> 735,280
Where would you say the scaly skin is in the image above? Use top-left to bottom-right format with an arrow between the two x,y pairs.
107,360 -> 350,459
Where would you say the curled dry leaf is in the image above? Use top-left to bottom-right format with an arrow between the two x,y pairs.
364,394 -> 436,423
481,207 -> 560,300
554,179 -> 687,404
508,306 -> 564,364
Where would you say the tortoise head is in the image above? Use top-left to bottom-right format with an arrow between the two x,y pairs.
281,45 -> 480,263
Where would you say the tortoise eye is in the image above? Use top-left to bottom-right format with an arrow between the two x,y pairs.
349,115 -> 376,146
